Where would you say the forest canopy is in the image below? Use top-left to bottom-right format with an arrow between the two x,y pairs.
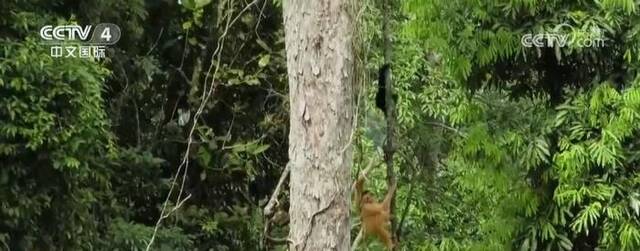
1,0 -> 640,250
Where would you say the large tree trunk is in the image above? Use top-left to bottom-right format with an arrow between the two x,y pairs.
283,0 -> 355,250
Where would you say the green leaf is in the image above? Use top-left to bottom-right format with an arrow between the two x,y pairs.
631,194 -> 640,217
246,78 -> 260,85
256,39 -> 272,52
194,0 -> 212,8
251,144 -> 270,155
181,0 -> 196,9
198,147 -> 212,167
182,21 -> 192,30
182,0 -> 211,9
258,54 -> 270,68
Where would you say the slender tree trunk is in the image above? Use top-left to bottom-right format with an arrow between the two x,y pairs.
283,0 -> 355,250
382,0 -> 397,247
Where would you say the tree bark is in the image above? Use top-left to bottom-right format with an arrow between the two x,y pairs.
283,0 -> 355,250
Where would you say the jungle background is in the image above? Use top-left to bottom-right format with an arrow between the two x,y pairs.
1,0 -> 640,250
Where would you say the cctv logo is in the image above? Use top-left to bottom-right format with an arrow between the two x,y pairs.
40,25 -> 92,41
521,33 -> 569,48
40,23 -> 120,60
39,23 -> 120,45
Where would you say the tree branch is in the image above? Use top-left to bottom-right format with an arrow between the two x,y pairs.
352,159 -> 375,194
264,163 -> 291,217
351,228 -> 364,251
425,121 -> 464,136
395,181 -> 415,240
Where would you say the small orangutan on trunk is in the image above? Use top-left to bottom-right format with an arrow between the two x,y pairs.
355,175 -> 396,250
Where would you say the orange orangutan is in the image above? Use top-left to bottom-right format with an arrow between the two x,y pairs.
355,175 -> 397,250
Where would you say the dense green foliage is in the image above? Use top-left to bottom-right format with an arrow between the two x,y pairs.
1,34 -> 113,250
395,0 -> 640,250
2,0 -> 640,250
1,0 -> 286,250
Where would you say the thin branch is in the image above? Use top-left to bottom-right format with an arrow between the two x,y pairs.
394,149 -> 421,243
340,63 -> 365,154
220,113 -> 236,150
169,64 -> 192,85
263,163 -> 291,217
351,159 -> 375,194
145,1 -> 259,250
425,121 -> 463,136
262,199 -> 290,248
265,234 -> 290,245
395,181 -> 415,240
145,27 -> 165,56
133,99 -> 142,146
351,228 -> 364,251
253,0 -> 268,39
